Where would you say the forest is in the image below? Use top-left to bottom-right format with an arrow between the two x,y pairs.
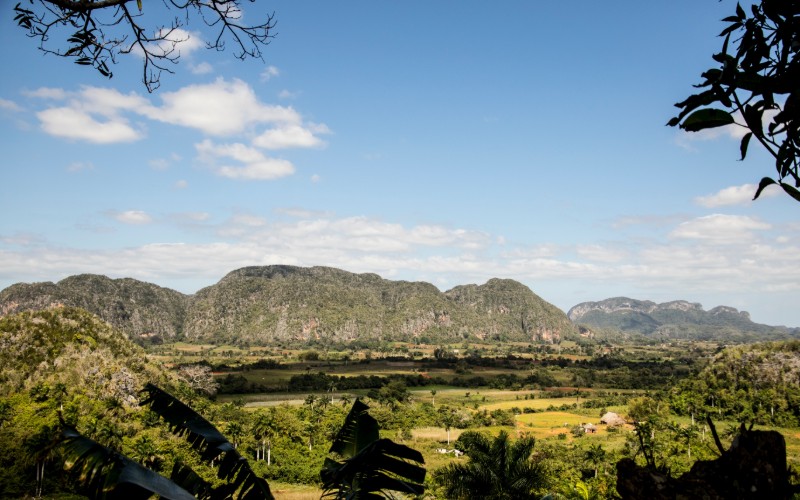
1,306 -> 798,498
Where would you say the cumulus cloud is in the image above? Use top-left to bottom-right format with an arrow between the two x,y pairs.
146,78 -> 300,135
695,183 -> 780,207
670,214 -> 771,244
26,79 -> 319,147
253,124 -> 330,149
110,210 -> 153,225
195,139 -> 295,180
260,65 -> 280,82
37,107 -> 142,143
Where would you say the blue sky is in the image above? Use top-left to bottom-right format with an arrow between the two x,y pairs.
1,1 -> 799,327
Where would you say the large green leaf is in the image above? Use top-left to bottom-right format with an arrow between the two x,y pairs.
59,427 -> 196,500
322,401 -> 426,499
140,384 -> 274,500
680,108 -> 735,132
328,399 -> 379,459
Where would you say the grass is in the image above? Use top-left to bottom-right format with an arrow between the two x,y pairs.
269,482 -> 323,500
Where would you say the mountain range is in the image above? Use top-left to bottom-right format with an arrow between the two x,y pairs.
1,266 -> 795,346
0,266 -> 575,346
568,297 -> 799,342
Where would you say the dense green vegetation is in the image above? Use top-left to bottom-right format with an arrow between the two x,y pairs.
1,306 -> 798,498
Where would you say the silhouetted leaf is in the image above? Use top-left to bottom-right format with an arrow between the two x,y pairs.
779,182 -> 800,203
141,384 -> 274,500
59,427 -> 196,500
753,177 -> 777,200
680,108 -> 735,132
322,401 -> 426,499
740,132 -> 753,160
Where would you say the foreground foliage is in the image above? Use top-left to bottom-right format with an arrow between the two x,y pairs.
321,399 -> 426,498
669,0 -> 800,202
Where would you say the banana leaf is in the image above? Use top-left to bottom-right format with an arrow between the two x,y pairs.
140,383 -> 274,500
59,426 -> 196,500
321,400 -> 425,499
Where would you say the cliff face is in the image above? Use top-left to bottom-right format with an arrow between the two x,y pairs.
0,266 -> 578,346
568,297 -> 797,341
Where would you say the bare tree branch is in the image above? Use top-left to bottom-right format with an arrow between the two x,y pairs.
12,0 -> 276,92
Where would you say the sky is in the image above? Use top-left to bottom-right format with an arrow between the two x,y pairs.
1,1 -> 799,327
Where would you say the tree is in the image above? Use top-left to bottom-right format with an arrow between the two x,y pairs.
433,430 -> 546,500
584,444 -> 606,479
12,0 -> 276,92
178,364 -> 219,397
252,408 -> 278,465
668,0 -> 800,202
436,406 -> 459,446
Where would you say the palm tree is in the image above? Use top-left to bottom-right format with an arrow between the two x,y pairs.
583,444 -> 606,479
433,430 -> 546,500
252,408 -> 278,465
437,406 -> 458,445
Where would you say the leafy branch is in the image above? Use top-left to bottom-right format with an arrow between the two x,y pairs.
668,0 -> 799,202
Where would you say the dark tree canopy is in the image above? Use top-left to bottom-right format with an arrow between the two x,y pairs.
668,0 -> 799,202
13,0 -> 276,92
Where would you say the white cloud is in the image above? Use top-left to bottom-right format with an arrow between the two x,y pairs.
78,87 -> 151,115
174,179 -> 188,189
130,28 -> 204,59
3,210 -> 800,325
111,210 -> 153,225
230,214 -> 267,227
576,244 -> 628,263
253,124 -> 329,149
37,107 -> 142,143
0,98 -> 21,112
146,78 -> 300,135
195,139 -> 295,180
28,79 -> 304,143
190,62 -> 214,75
311,174 -> 321,183
670,214 -> 771,244
278,89 -> 300,99
173,211 -> 209,222
694,183 -> 780,207
260,65 -> 280,82
23,87 -> 67,100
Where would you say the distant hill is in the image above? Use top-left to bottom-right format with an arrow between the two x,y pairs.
0,265 -> 577,346
568,297 -> 799,342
